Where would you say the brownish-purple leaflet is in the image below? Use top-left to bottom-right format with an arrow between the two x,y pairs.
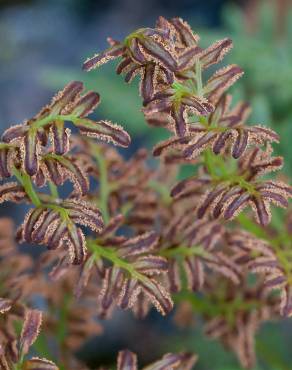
143,352 -> 198,370
200,38 -> 233,69
22,357 -> 58,370
74,118 -> 131,147
20,309 -> 43,356
204,65 -> 244,104
19,199 -> 103,265
39,154 -> 89,196
0,298 -> 12,314
0,182 -> 27,204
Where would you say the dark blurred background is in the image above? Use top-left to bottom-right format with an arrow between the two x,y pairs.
1,0 -> 292,369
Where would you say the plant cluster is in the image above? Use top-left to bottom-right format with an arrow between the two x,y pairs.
202,0 -> 292,173
0,16 -> 291,369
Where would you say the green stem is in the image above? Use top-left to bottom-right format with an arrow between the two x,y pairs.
13,167 -> 41,207
32,114 -> 77,130
49,181 -> 59,199
237,213 -> 286,248
202,150 -> 259,195
0,143 -> 16,149
87,240 -> 147,282
31,114 -> 97,132
148,180 -> 172,205
13,350 -> 25,370
203,149 -> 216,177
45,203 -> 71,224
57,293 -> 71,344
237,213 -> 269,240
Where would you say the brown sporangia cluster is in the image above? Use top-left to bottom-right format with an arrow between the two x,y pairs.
0,81 -> 131,265
0,15 -> 291,370
0,307 -> 58,370
0,220 -> 57,368
103,350 -> 197,370
171,145 -> 291,226
230,229 -> 292,317
202,274 -> 279,369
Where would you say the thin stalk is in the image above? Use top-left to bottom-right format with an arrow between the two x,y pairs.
0,143 -> 16,149
13,362 -> 23,370
55,293 -> 72,370
87,240 -> 147,282
45,203 -> 71,225
202,149 -> 259,195
32,114 -> 78,130
13,347 -> 25,370
203,149 -> 216,178
57,293 -> 71,344
49,181 -> 59,199
148,179 -> 172,205
12,167 -> 41,207
237,213 -> 269,240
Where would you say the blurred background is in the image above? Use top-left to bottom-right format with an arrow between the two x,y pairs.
0,0 -> 292,369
